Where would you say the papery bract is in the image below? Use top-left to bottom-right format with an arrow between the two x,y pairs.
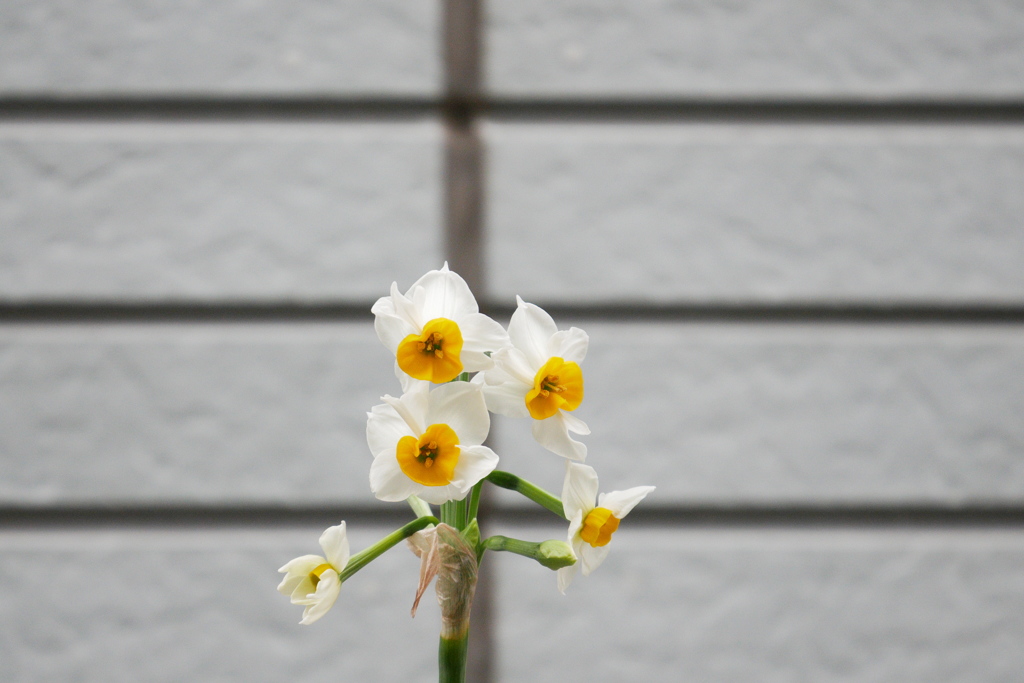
557,463 -> 654,593
368,381 -> 499,505
277,522 -> 350,625
479,297 -> 590,460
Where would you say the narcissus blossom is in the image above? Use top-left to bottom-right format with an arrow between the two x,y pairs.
368,381 -> 499,505
479,297 -> 589,460
277,522 -> 349,625
372,264 -> 509,384
557,463 -> 654,593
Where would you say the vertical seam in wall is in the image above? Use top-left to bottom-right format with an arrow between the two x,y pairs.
443,0 -> 484,294
442,1 -> 494,681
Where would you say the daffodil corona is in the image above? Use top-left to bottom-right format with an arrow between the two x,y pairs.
479,297 -> 590,460
558,462 -> 654,593
277,522 -> 349,625
372,264 -> 509,384
367,381 -> 499,505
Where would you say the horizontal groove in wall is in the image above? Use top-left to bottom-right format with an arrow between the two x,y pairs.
0,97 -> 439,121
486,302 -> 1024,326
0,302 -> 376,323
3,97 -> 1024,124
485,98 -> 1024,124
499,505 -> 1024,530
3,504 -> 1023,530
0,505 -> 412,529
4,302 -> 1024,325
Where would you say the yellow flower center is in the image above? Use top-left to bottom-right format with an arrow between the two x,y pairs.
579,507 -> 620,548
525,357 -> 584,420
396,318 -> 465,383
308,563 -> 334,588
396,423 -> 460,486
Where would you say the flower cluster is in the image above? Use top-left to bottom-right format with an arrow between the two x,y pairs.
279,264 -> 654,628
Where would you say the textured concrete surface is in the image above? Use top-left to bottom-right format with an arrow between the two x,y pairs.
486,0 -> 1024,98
0,526 -> 442,682
6,2 -> 1023,681
0,0 -> 440,95
0,121 -> 442,301
5,319 -> 1022,507
490,322 -> 1024,506
493,526 -> 1024,683
485,123 -> 1024,305
0,323 -> 400,505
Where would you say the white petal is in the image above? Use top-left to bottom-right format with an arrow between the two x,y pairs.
426,382 -> 490,446
557,530 -> 584,593
319,522 -> 350,570
278,554 -> 324,576
290,576 -> 318,604
508,297 -> 558,368
480,380 -> 531,419
450,444 -> 500,492
562,463 -> 598,521
579,543 -> 611,576
460,349 -> 495,374
366,402 -> 415,460
373,311 -> 417,354
566,510 -> 585,545
599,486 -> 656,519
411,266 -> 479,321
413,485 -> 460,506
394,361 -> 415,393
298,570 -> 341,625
370,451 -> 419,502
551,327 -> 589,364
489,346 -> 537,385
557,562 -> 578,594
560,411 -> 590,436
382,382 -> 430,436
373,282 -> 423,330
532,413 -> 587,460
459,312 -> 511,356
277,554 -> 324,595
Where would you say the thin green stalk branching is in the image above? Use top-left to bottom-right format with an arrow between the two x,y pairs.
340,515 -> 439,582
486,470 -> 566,519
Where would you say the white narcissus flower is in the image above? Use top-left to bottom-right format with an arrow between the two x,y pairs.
557,463 -> 654,593
479,297 -> 589,460
277,522 -> 349,625
367,381 -> 499,505
372,263 -> 509,384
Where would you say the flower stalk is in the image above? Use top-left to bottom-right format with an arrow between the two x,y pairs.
486,470 -> 566,519
482,536 -> 576,570
438,634 -> 470,683
340,515 -> 438,582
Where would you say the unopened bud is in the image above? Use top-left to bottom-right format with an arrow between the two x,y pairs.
536,540 -> 577,570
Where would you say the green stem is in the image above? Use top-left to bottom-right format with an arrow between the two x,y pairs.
467,481 -> 483,524
440,500 -> 457,528
437,374 -> 476,682
486,470 -> 566,519
481,535 -> 576,570
338,515 -> 438,582
439,633 -> 469,683
442,496 -> 475,530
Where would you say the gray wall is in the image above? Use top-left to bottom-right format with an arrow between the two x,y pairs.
3,1 -> 1024,681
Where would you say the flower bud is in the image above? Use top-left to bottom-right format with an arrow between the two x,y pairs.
536,540 -> 577,570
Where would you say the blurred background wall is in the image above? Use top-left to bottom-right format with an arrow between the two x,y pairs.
3,1 -> 1024,680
